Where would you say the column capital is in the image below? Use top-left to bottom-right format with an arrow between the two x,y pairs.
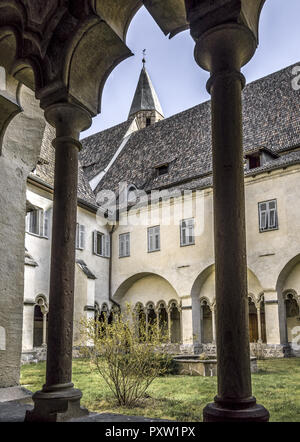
194,23 -> 256,74
44,103 -> 92,142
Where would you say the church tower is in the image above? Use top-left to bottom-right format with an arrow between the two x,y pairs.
128,55 -> 164,130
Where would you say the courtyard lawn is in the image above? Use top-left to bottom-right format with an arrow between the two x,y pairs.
20,358 -> 300,422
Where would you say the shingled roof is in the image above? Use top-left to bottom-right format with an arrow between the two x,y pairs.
80,120 -> 133,183
84,62 -> 300,197
29,123 -> 97,207
128,66 -> 164,118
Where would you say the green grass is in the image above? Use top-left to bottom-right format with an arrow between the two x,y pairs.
20,358 -> 300,422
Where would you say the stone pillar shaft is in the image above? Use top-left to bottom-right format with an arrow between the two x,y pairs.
167,310 -> 171,342
45,134 -> 79,386
257,307 -> 262,343
25,103 -> 91,422
189,22 -> 269,421
210,69 -> 252,401
211,307 -> 216,344
42,313 -> 47,347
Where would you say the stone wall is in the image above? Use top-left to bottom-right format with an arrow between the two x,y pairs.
0,77 -> 45,387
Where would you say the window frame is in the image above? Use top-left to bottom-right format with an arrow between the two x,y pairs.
76,223 -> 85,250
147,226 -> 160,253
26,208 -> 50,239
119,232 -> 130,258
180,218 -> 195,247
258,199 -> 279,233
93,230 -> 110,258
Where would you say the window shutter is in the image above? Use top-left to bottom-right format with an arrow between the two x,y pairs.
188,219 -> 194,244
181,221 -> 186,246
119,235 -> 124,257
259,203 -> 267,230
79,225 -> 85,250
105,234 -> 110,258
93,230 -> 97,254
148,228 -> 153,252
43,210 -> 50,238
125,233 -> 130,256
38,209 -> 44,236
268,201 -> 277,229
155,226 -> 160,250
76,223 -> 79,249
26,213 -> 30,232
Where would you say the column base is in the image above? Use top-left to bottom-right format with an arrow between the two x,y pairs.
203,396 -> 269,422
24,384 -> 89,422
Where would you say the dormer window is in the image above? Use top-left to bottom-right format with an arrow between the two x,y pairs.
245,147 -> 279,171
248,154 -> 261,169
146,117 -> 151,127
156,164 -> 169,177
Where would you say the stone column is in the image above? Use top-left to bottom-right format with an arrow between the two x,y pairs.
25,103 -> 91,422
200,305 -> 204,344
211,305 -> 216,345
190,23 -> 269,422
167,309 -> 171,343
180,297 -> 193,352
264,290 -> 281,345
22,301 -> 35,352
42,312 -> 47,347
256,305 -> 262,343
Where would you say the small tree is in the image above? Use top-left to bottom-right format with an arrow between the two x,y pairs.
80,305 -> 171,407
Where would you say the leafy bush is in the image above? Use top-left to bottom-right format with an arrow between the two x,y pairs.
80,305 -> 172,406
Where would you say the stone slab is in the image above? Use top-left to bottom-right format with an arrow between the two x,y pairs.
0,400 -> 171,422
0,387 -> 32,403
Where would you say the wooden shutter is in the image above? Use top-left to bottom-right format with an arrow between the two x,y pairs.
188,219 -> 194,244
148,228 -> 152,252
105,234 -> 110,258
268,201 -> 277,228
79,225 -> 85,249
259,203 -> 267,230
93,230 -> 97,254
119,234 -> 124,257
181,220 -> 186,246
76,223 -> 80,249
154,226 -> 160,250
43,209 -> 50,238
125,233 -> 130,256
25,213 -> 30,232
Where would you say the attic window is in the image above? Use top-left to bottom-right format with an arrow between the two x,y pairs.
249,155 -> 260,169
245,154 -> 261,170
156,164 -> 169,177
146,117 -> 151,127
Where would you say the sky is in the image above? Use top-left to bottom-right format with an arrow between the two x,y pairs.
81,0 -> 300,139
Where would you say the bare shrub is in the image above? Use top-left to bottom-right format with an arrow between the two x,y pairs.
80,305 -> 172,406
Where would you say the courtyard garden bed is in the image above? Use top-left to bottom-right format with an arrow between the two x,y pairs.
20,358 -> 300,422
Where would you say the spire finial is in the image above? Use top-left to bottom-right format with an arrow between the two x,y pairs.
142,49 -> 146,68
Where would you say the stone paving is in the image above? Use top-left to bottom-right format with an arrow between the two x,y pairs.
0,387 -> 170,422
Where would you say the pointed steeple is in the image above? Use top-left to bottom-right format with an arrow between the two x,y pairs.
128,58 -> 164,129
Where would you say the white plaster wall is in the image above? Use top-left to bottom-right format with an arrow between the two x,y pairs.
118,274 -> 179,308
111,165 -> 300,347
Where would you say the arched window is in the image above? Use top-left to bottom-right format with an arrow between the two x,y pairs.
33,296 -> 48,347
200,299 -> 213,344
157,301 -> 168,339
284,293 -> 300,343
134,302 -> 146,341
169,300 -> 181,343
248,297 -> 258,343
